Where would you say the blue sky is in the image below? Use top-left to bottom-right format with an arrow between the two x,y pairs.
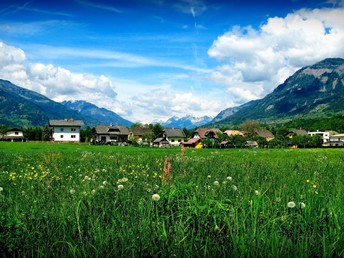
0,0 -> 343,123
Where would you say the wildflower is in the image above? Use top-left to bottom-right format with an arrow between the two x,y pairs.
70,189 -> 75,194
231,185 -> 237,191
91,189 -> 96,194
313,184 -> 317,188
118,184 -> 124,190
207,175 -> 211,179
255,190 -> 259,195
306,179 -> 310,183
227,176 -> 232,181
287,201 -> 296,208
213,181 -> 219,186
299,202 -> 306,209
0,187 -> 3,192
152,194 -> 160,201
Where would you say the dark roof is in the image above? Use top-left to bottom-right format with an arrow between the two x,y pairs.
49,119 -> 83,127
164,128 -> 186,138
5,128 -> 23,133
95,125 -> 130,135
130,127 -> 152,136
193,128 -> 222,139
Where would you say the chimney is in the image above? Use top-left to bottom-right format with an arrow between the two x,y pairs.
64,118 -> 68,121
70,118 -> 74,122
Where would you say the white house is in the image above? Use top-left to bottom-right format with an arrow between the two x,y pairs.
49,119 -> 83,142
308,130 -> 337,143
1,128 -> 25,142
323,133 -> 344,147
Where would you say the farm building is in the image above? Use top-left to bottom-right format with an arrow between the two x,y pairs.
94,125 -> 129,144
1,128 -> 25,142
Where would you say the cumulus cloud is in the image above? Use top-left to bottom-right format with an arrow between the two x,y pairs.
0,41 -> 118,111
131,87 -> 222,122
208,7 -> 344,104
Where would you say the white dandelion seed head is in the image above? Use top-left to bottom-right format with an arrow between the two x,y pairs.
152,194 -> 160,201
91,189 -> 96,195
255,190 -> 259,195
287,201 -> 296,208
213,181 -> 219,186
227,176 -> 232,181
0,187 -> 3,192
118,184 -> 124,190
69,189 -> 75,194
299,202 -> 306,209
103,181 -> 108,186
231,185 -> 237,191
207,175 -> 211,179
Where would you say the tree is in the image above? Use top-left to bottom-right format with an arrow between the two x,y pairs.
152,123 -> 164,138
42,125 -> 51,141
130,122 -> 143,129
241,120 -> 260,138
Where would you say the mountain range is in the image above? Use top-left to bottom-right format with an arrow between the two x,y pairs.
1,58 -> 343,129
159,115 -> 213,129
210,58 -> 344,126
0,79 -> 132,128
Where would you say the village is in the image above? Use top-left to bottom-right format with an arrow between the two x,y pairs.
1,118 -> 344,148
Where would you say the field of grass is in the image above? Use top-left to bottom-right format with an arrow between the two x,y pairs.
0,142 -> 343,257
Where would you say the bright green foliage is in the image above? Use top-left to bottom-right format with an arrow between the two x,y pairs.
0,143 -> 343,257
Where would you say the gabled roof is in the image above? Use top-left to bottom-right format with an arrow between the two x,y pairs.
331,134 -> 344,137
289,129 -> 308,135
256,129 -> 274,139
5,128 -> 23,133
130,127 -> 152,136
95,125 -> 130,135
49,119 -> 83,127
182,138 -> 200,144
164,128 -> 186,138
224,130 -> 245,136
193,128 -> 222,139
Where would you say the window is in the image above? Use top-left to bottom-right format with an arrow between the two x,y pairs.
60,128 -> 64,132
71,135 -> 76,138
60,135 -> 64,138
15,132 -> 19,135
71,128 -> 76,132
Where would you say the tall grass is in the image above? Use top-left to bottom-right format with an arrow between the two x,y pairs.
0,143 -> 343,257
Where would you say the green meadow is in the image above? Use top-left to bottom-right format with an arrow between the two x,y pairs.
0,142 -> 343,257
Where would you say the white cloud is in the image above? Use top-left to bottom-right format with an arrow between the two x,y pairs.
208,7 -> 344,104
0,41 -> 118,114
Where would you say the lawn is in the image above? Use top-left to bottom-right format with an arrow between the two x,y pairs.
0,142 -> 343,257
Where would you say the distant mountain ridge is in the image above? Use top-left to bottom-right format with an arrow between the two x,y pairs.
62,100 -> 132,127
211,58 -> 344,126
160,115 -> 213,129
0,79 -> 132,127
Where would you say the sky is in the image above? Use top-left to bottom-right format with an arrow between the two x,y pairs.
0,0 -> 344,123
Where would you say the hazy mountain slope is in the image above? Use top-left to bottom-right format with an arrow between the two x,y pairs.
62,100 -> 132,127
214,58 -> 344,126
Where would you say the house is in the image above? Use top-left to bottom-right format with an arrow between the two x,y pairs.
245,140 -> 259,148
308,130 -> 338,143
224,130 -> 245,137
255,129 -> 274,141
323,133 -> 344,147
49,119 -> 83,142
181,138 -> 202,148
1,128 -> 25,142
153,137 -> 170,148
192,128 -> 222,140
129,127 -> 153,144
163,128 -> 186,146
286,129 -> 308,138
94,125 -> 129,144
